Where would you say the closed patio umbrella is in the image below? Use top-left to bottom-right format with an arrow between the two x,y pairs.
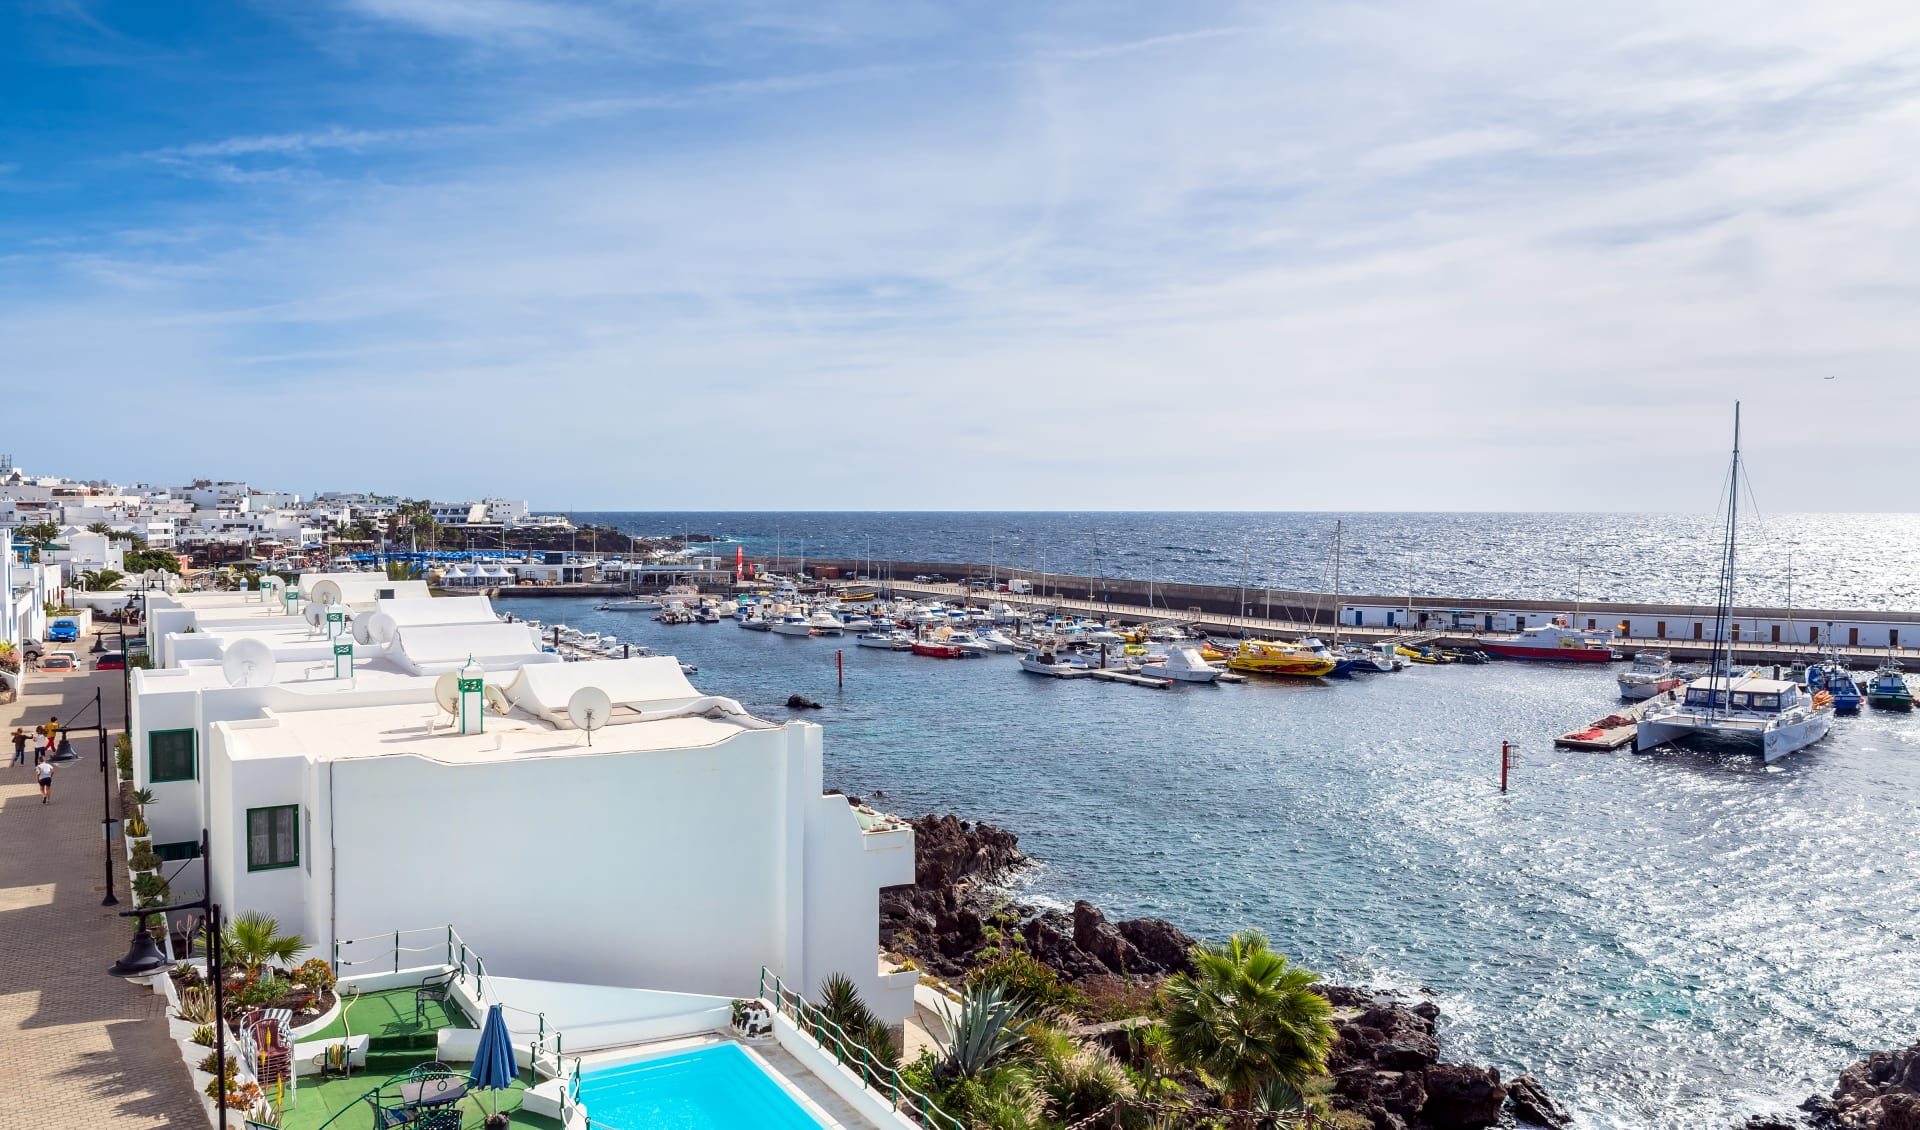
467,1004 -> 517,1124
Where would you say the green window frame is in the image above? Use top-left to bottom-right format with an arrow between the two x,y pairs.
246,805 -> 300,871
155,840 -> 201,863
148,729 -> 196,783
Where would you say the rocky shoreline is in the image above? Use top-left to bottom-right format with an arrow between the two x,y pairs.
874,810 -> 1573,1130
1737,1041 -> 1920,1130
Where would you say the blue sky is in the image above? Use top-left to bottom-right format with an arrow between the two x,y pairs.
4,1 -> 1918,510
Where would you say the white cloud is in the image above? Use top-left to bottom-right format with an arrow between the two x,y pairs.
12,0 -> 1920,509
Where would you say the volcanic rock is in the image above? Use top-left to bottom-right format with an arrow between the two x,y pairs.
1420,1063 -> 1508,1129
1509,1073 -> 1575,1129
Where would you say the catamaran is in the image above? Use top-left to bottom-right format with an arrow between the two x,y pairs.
1637,404 -> 1833,762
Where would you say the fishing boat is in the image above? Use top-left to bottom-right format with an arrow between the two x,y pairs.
1617,651 -> 1685,700
1636,403 -> 1832,762
856,630 -> 914,650
1139,646 -> 1222,683
1803,657 -> 1865,713
771,613 -> 814,637
1867,661 -> 1914,711
1020,648 -> 1092,677
1483,620 -> 1614,663
912,639 -> 963,658
1226,640 -> 1337,678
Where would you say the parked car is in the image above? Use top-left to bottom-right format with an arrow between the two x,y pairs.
95,652 -> 126,671
926,574 -> 948,583
913,575 -> 931,583
20,638 -> 44,661
40,650 -> 78,671
47,619 -> 80,643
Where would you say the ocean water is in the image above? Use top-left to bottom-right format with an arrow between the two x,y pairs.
567,511 -> 1920,611
526,597 -> 1920,1129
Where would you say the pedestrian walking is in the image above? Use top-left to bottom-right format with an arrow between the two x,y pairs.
36,756 -> 53,803
10,727 -> 27,766
38,717 -> 59,751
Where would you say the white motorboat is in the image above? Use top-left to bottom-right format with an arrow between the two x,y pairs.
838,614 -> 876,631
1637,676 -> 1833,761
696,602 -> 723,624
855,630 -> 914,650
595,598 -> 662,611
946,631 -> 993,657
771,613 -> 814,637
808,610 -> 845,636
979,628 -> 1017,652
1139,646 -> 1222,683
1020,648 -> 1091,677
986,603 -> 1022,625
1617,651 -> 1685,699
1340,644 -> 1398,673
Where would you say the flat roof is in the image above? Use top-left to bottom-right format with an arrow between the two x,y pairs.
220,693 -> 771,766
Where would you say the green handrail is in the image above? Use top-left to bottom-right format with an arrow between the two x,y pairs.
758,967 -> 963,1130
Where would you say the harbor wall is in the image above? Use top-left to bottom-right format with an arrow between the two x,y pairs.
788,557 -> 1920,639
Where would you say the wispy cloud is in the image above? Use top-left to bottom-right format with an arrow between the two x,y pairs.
340,0 -> 624,46
9,1 -> 1920,510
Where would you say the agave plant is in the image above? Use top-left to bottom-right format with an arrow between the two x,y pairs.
176,987 -> 216,1024
936,984 -> 1033,1082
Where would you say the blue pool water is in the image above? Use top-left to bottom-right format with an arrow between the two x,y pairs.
576,1045 -> 824,1130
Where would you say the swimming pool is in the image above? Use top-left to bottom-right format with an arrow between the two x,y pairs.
575,1044 -> 828,1130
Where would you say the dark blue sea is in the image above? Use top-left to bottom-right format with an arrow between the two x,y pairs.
532,512 -> 1920,1127
567,511 -> 1920,610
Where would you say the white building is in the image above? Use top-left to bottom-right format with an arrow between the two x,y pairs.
128,584 -> 918,1026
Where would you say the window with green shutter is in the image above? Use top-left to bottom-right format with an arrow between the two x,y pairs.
149,729 -> 196,782
156,840 -> 201,862
246,805 -> 300,871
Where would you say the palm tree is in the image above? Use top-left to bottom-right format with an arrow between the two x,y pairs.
87,521 -> 113,535
222,911 -> 309,983
1162,930 -> 1335,1108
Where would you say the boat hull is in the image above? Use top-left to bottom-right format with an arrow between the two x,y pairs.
1227,657 -> 1336,677
1617,676 -> 1685,700
912,642 -> 962,658
1484,642 -> 1612,663
770,623 -> 813,637
1020,657 -> 1089,677
1636,709 -> 1832,762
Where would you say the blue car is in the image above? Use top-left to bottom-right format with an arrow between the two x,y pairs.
47,619 -> 80,643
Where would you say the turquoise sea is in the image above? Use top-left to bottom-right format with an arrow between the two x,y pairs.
525,587 -> 1920,1130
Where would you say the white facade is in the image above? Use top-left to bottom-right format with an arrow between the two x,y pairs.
128,586 -> 915,1023
1341,601 -> 1920,649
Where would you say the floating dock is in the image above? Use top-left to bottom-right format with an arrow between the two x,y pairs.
1087,669 -> 1173,689
1554,691 -> 1677,751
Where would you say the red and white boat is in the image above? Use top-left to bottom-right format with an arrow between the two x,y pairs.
1483,619 -> 1615,663
911,640 -> 963,658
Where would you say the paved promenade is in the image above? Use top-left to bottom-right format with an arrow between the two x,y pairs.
0,636 -> 202,1129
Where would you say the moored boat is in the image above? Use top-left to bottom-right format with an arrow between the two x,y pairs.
855,630 -> 914,650
1867,662 -> 1914,711
1139,646 -> 1222,683
1483,620 -> 1614,663
1618,651 -> 1685,700
1637,675 -> 1833,761
771,613 -> 814,637
1804,657 -> 1865,713
1020,648 -> 1091,677
912,639 -> 963,658
1225,639 -> 1337,678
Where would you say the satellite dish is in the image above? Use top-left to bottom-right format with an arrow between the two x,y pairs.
351,617 -> 375,645
222,638 -> 277,688
484,684 -> 513,715
433,672 -> 461,715
310,580 -> 343,606
567,686 -> 613,745
364,612 -> 398,645
303,603 -> 328,629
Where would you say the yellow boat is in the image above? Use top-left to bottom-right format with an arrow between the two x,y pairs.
1226,639 -> 1337,678
1198,644 -> 1229,662
837,590 -> 878,602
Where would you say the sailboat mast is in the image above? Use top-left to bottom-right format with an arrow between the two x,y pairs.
1712,403 -> 1742,716
1332,520 -> 1343,648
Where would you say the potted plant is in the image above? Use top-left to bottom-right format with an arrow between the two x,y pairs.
729,998 -> 774,1040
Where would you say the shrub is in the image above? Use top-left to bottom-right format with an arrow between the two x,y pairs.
128,846 -> 160,873
294,957 -> 336,991
190,1025 -> 216,1046
124,814 -> 148,838
176,987 -> 215,1023
133,873 -> 169,901
966,950 -> 1086,1016
1028,1025 -> 1135,1123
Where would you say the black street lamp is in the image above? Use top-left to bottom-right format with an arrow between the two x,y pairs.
109,831 -> 227,1130
60,688 -> 117,906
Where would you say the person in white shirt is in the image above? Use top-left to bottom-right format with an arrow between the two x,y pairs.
36,756 -> 53,803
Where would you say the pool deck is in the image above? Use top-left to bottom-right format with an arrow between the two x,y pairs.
277,1067 -> 558,1130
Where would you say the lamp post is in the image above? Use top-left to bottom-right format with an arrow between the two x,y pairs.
108,831 -> 227,1130
62,687 -> 117,906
